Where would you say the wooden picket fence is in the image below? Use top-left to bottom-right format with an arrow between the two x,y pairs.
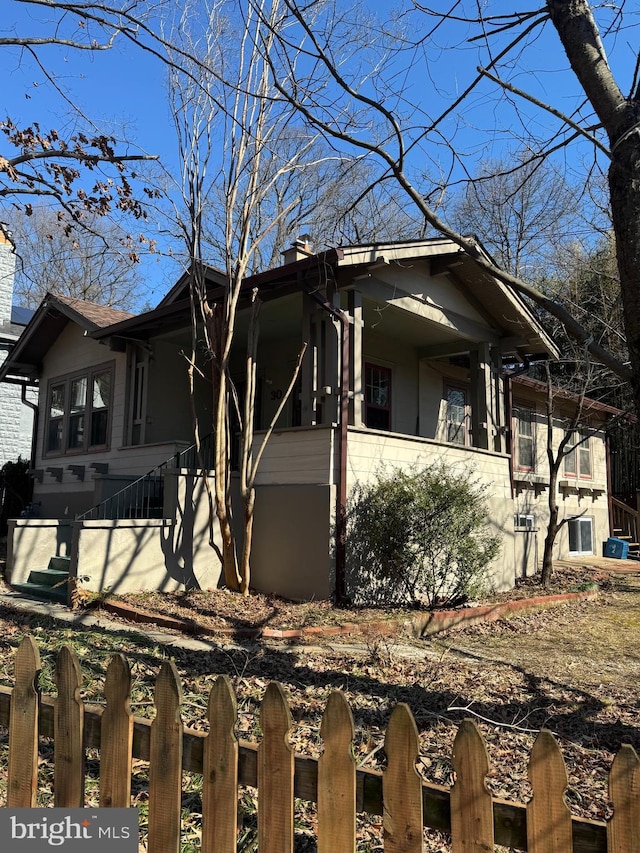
0,636 -> 639,853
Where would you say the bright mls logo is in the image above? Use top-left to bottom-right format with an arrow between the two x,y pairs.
0,809 -> 138,851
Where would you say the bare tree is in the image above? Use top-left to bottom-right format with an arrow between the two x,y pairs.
167,0 -> 319,594
449,151 -> 579,280
8,2 -> 639,398
9,205 -> 145,309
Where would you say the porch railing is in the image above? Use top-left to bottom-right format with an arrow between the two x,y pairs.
77,433 -> 216,521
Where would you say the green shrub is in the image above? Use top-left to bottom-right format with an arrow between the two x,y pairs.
345,464 -> 501,608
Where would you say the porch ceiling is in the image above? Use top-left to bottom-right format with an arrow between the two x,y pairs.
362,298 -> 464,348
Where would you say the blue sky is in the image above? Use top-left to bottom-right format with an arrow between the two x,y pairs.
2,1 -> 633,307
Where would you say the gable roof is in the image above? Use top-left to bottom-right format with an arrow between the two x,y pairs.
0,294 -> 132,383
91,238 -> 557,360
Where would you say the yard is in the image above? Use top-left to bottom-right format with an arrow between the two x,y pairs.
0,561 -> 639,849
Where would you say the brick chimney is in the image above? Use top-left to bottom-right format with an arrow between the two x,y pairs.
0,226 -> 16,328
281,234 -> 314,265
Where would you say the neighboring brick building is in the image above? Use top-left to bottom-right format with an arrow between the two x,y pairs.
0,228 -> 34,468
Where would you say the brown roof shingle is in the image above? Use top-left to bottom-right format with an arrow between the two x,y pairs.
51,294 -> 133,329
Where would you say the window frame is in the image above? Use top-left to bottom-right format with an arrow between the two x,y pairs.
568,516 -> 594,555
512,403 -> 536,472
364,362 -> 392,431
564,429 -> 592,480
444,383 -> 469,446
44,362 -> 115,457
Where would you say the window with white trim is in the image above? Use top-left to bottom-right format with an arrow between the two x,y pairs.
45,364 -> 113,455
564,430 -> 592,479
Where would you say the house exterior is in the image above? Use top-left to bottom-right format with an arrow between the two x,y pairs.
0,229 -> 36,468
0,238 -> 618,601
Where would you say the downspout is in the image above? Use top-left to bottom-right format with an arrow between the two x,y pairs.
307,290 -> 350,604
21,382 -> 39,473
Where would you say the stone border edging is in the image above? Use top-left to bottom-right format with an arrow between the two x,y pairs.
99,588 -> 598,640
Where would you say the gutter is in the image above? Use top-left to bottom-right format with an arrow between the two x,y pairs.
307,290 -> 350,604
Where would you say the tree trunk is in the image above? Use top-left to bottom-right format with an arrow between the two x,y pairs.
541,507 -> 559,587
546,0 -> 640,417
608,138 -> 640,420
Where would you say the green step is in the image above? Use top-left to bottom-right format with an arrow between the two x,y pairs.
49,555 -> 71,572
27,568 -> 69,588
11,582 -> 68,604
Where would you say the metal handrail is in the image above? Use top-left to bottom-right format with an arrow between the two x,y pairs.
77,434 -> 216,521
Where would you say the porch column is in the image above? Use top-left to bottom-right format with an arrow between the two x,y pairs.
348,289 -> 364,427
469,343 -> 494,450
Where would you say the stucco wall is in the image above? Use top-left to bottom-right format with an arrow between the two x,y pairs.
243,483 -> 335,600
63,469 -> 221,594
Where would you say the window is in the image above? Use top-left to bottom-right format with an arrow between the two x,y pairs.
568,517 -> 593,555
45,364 -> 113,455
445,385 -> 468,445
127,348 -> 147,446
365,363 -> 391,430
514,513 -> 536,530
513,405 -> 535,471
564,430 -> 592,479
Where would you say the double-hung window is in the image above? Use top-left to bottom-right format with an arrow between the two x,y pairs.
513,405 -> 535,471
46,364 -> 113,455
564,430 -> 592,479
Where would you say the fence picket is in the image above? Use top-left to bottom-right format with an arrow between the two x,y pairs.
450,719 -> 494,853
202,674 -> 238,853
383,702 -> 423,853
527,729 -> 572,853
318,690 -> 356,853
148,661 -> 183,853
258,681 -> 294,853
7,635 -> 41,807
608,744 -> 640,853
54,645 -> 84,807
99,653 -> 133,808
